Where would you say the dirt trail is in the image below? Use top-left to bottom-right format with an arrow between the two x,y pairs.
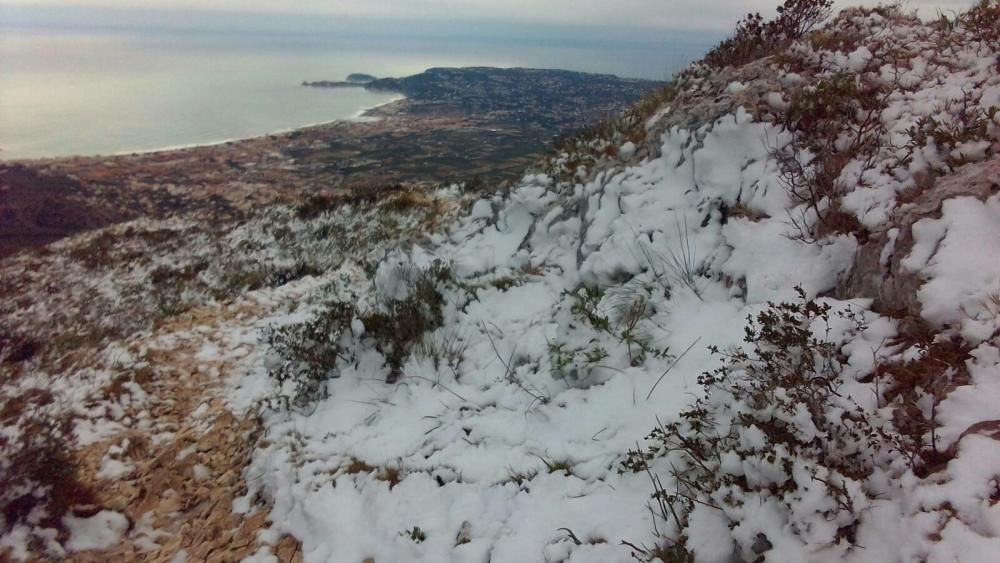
64,300 -> 299,563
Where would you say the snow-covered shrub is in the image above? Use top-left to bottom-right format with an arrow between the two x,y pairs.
772,72 -> 887,241
964,0 -> 1000,43
874,326 -> 972,476
263,302 -> 356,410
1,404 -> 94,537
263,261 -> 451,409
905,102 -> 999,172
364,261 -> 450,381
621,289 -> 907,560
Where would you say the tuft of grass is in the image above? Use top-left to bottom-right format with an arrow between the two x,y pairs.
340,459 -> 405,489
504,467 -> 539,486
538,457 -> 575,475
400,526 -> 427,543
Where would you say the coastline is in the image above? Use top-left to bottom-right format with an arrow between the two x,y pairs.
1,95 -> 407,163
112,95 -> 407,158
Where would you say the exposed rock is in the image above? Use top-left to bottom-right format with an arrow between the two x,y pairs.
836,156 -> 1000,317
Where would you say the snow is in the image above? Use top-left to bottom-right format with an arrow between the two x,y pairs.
725,81 -> 747,94
193,464 -> 211,481
97,456 -> 133,480
63,511 -> 129,551
3,6 -> 1000,563
0,526 -> 30,561
227,18 -> 1000,555
904,195 -> 1000,343
232,101 -> 867,561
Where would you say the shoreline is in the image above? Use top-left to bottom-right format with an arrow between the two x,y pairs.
0,95 -> 407,163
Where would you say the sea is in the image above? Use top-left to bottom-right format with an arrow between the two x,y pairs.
0,14 -> 716,160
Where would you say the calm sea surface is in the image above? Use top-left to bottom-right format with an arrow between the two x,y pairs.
0,25 -> 712,160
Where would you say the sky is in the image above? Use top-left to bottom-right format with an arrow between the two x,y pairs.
0,0 -> 979,33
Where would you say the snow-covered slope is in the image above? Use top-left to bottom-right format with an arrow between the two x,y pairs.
2,3 -> 1000,562
229,7 -> 1000,562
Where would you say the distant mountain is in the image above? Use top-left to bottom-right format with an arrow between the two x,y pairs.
345,73 -> 377,84
302,73 -> 379,88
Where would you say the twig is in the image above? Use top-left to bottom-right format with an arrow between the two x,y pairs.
557,528 -> 583,546
482,321 -> 549,405
400,374 -> 470,403
646,337 -> 701,400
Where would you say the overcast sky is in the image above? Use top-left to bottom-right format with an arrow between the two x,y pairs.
0,0 -> 978,32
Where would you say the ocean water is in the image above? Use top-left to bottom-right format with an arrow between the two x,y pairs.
0,22 -> 713,160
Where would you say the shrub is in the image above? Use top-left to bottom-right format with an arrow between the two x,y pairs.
904,103 -> 999,171
873,326 -> 971,476
1,410 -> 94,538
783,74 -> 882,141
0,331 -> 38,364
621,290 -> 911,558
703,0 -> 833,69
263,262 -> 449,409
773,73 -> 888,241
264,302 -> 355,410
964,0 -> 1000,43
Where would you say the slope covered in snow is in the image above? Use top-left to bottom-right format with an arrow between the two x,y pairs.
2,2 -> 1000,562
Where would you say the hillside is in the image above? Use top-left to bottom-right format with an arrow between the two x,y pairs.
2,1 -> 1000,562
1,67 -> 664,260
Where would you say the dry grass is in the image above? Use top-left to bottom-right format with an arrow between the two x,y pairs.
724,201 -> 768,222
340,458 -> 404,489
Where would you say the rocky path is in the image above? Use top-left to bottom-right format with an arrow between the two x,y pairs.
63,299 -> 298,562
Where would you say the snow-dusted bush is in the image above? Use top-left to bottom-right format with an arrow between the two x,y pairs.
964,0 -> 1000,43
1,404 -> 93,539
263,302 -> 357,410
621,290 -> 909,560
262,261 -> 452,410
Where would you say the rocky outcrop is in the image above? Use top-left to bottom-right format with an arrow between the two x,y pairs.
837,156 -> 1000,317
